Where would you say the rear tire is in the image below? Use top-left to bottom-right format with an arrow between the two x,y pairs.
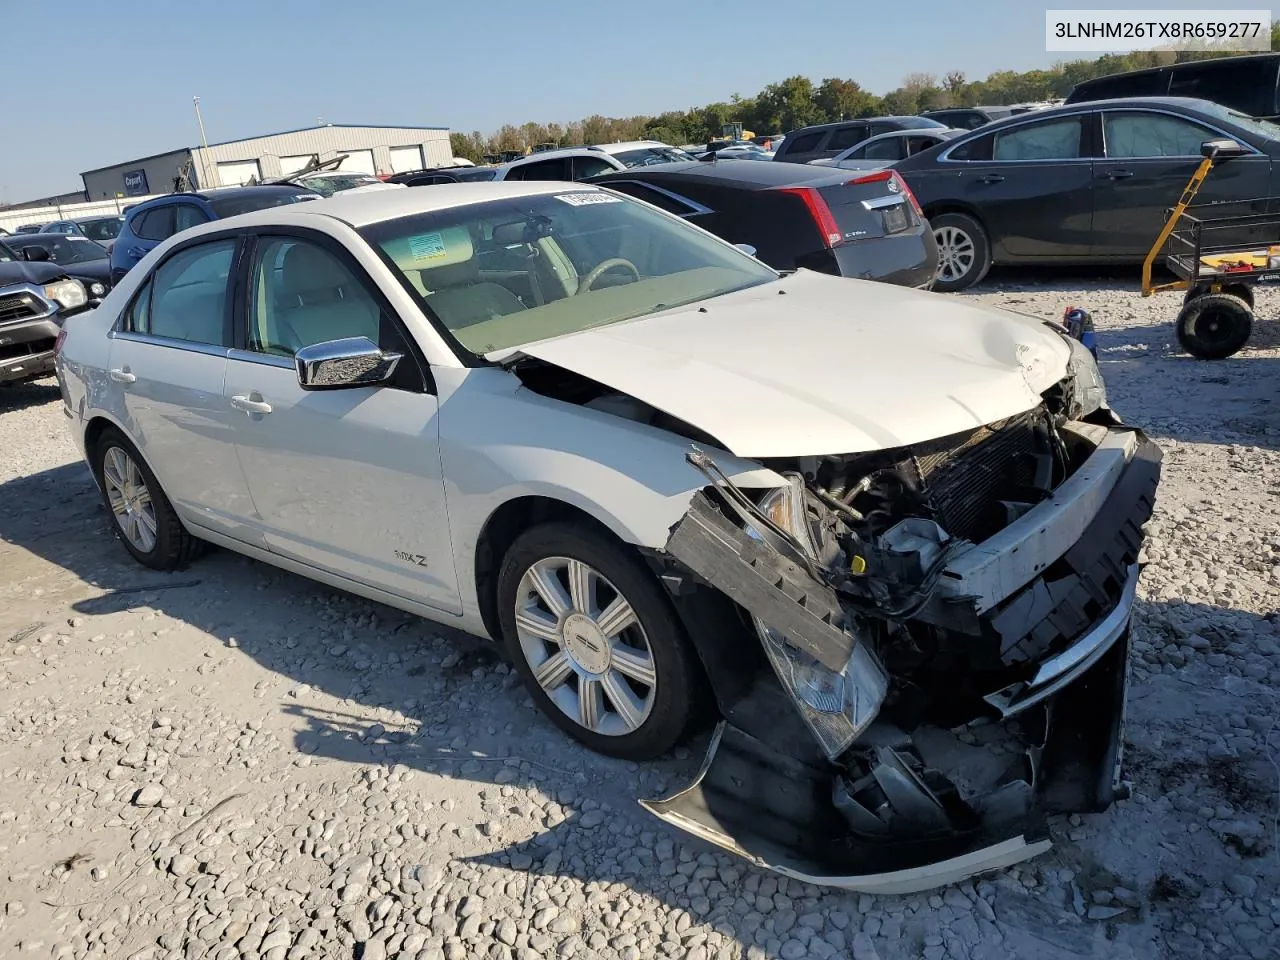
93,426 -> 203,570
1175,294 -> 1253,360
930,212 -> 992,292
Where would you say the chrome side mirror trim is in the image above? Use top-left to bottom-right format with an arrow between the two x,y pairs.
294,336 -> 401,390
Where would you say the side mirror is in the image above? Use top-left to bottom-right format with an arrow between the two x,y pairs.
22,246 -> 50,262
734,243 -> 758,257
1201,138 -> 1248,159
295,337 -> 401,390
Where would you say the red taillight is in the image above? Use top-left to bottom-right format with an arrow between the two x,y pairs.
847,169 -> 924,217
54,328 -> 68,357
776,186 -> 842,248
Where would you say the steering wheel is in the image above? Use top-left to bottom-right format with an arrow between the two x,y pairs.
578,258 -> 640,294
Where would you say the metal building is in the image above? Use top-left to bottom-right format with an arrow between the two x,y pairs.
80,124 -> 452,200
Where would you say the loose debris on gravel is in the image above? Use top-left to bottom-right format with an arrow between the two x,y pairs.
1,280 -> 1278,960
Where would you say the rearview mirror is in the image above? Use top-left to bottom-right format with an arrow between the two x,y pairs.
295,337 -> 401,390
1201,138 -> 1248,159
734,243 -> 758,257
22,246 -> 50,262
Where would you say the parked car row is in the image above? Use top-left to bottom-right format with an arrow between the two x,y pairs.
0,236 -> 101,385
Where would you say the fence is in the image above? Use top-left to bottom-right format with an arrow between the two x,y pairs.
0,194 -> 168,234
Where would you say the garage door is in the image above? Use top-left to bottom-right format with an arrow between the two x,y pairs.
217,159 -> 261,186
389,145 -> 424,173
339,150 -> 376,175
280,154 -> 317,175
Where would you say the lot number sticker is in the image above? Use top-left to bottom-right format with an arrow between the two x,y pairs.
555,193 -> 623,206
408,232 -> 448,260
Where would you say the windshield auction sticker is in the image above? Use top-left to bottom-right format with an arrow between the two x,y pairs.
1045,9 -> 1270,51
555,193 -> 624,206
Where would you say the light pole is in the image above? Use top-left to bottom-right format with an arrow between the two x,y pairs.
193,96 -> 217,188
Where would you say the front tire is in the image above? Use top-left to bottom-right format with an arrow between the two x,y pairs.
1175,294 -> 1253,360
93,426 -> 202,570
497,522 -> 699,761
931,212 -> 992,292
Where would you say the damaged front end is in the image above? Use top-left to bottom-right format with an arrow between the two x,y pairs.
645,378 -> 1161,893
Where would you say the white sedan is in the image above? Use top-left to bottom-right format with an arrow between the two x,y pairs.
55,182 -> 1159,892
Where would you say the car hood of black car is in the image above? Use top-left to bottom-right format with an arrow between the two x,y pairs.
0,260 -> 72,287
60,258 -> 111,286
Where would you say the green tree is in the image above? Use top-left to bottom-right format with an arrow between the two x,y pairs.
814,78 -> 878,122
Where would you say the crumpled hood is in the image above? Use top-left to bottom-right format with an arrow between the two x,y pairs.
500,270 -> 1072,458
0,259 -> 70,287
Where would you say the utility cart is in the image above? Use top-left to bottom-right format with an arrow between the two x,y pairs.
1142,138 -> 1280,359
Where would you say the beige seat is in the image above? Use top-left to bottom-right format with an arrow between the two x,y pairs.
383,226 -> 527,329
274,243 -> 380,350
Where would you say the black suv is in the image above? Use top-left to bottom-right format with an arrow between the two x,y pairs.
1065,53 -> 1280,120
0,239 -> 97,386
773,117 -> 949,164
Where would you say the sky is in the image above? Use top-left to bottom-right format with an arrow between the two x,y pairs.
0,0 -> 1239,201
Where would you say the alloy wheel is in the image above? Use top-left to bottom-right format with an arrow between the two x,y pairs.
514,556 -> 657,736
102,446 -> 158,553
934,225 -> 976,283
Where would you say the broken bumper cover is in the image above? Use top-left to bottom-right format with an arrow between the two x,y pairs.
653,425 -> 1158,891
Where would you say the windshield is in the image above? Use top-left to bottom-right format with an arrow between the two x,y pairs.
1194,100 -> 1280,141
454,167 -> 499,182
361,191 -> 776,356
37,237 -> 109,264
78,217 -> 124,241
613,146 -> 695,167
896,117 -> 947,129
298,174 -> 381,197
208,190 -> 311,218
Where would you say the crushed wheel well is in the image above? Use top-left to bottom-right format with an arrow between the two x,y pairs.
473,496 -> 622,642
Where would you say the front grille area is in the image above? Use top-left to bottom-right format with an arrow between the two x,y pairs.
0,293 -> 42,324
0,336 -> 55,363
910,409 -> 1054,542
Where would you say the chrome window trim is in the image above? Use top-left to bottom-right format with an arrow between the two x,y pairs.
597,180 -> 713,217
109,329 -> 232,358
227,348 -> 293,370
1096,107 -> 1265,160
0,283 -> 58,325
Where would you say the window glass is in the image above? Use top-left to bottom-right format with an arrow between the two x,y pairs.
80,217 -> 124,241
507,159 -> 571,182
779,131 -> 824,155
601,182 -> 699,215
174,204 -> 210,232
137,240 -> 235,344
1104,112 -> 1214,158
863,137 -> 905,160
948,133 -> 994,161
827,126 -> 869,150
1169,59 -> 1272,116
993,117 -> 1083,160
207,190 -> 309,218
907,136 -> 941,154
611,146 -> 695,167
361,191 -> 775,357
1076,71 -> 1166,100
133,206 -> 175,242
571,156 -> 618,180
248,238 -> 385,357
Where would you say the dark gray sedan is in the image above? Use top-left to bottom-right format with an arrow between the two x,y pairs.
892,97 -> 1279,291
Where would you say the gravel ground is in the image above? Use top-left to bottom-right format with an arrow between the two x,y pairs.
1,276 -> 1278,960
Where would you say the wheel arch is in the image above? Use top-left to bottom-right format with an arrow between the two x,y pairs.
82,413 -> 156,486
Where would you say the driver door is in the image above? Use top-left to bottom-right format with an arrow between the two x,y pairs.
223,231 -> 461,613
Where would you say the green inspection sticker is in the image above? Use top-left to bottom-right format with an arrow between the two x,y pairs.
408,232 -> 447,260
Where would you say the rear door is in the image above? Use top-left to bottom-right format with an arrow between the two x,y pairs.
903,113 -> 1095,259
106,236 -> 257,540
119,204 -> 176,270
1092,108 -> 1273,257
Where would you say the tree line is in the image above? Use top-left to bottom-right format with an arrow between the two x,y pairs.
449,36 -> 1279,161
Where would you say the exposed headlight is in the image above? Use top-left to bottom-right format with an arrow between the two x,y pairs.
89,282 -> 106,297
43,278 -> 87,310
750,481 -> 888,759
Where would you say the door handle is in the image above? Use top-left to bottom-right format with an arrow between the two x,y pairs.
977,174 -> 1005,184
108,368 -> 136,384
1103,170 -> 1135,180
231,394 -> 273,415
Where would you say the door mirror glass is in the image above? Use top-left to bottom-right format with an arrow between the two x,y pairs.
1201,138 -> 1248,159
295,336 -> 402,390
734,243 -> 758,257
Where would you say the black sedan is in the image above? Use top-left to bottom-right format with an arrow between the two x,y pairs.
892,97 -> 1279,290
588,159 -> 939,288
3,234 -> 112,299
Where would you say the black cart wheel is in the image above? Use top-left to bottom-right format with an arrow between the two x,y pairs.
1184,283 -> 1255,310
1175,293 -> 1253,360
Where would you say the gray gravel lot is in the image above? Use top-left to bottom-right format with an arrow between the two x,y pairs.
1,276 -> 1278,960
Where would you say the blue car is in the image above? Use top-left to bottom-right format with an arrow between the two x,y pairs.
109,185 -> 317,283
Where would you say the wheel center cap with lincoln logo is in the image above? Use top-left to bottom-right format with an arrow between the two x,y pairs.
562,613 -> 611,674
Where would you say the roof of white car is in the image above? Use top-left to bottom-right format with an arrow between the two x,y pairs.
216,181 -> 605,229
592,141 -> 673,154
